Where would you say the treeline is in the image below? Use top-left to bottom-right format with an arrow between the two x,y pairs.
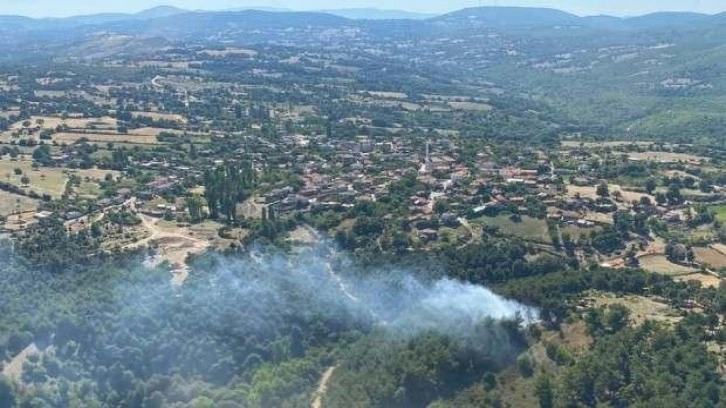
557,319 -> 723,407
203,161 -> 256,221
0,251 -> 366,407
17,217 -> 101,274
325,320 -> 527,408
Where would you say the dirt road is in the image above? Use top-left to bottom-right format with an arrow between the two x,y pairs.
457,217 -> 480,249
312,365 -> 337,408
126,213 -> 210,285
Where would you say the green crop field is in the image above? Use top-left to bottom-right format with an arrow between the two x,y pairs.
476,215 -> 552,244
712,205 -> 726,223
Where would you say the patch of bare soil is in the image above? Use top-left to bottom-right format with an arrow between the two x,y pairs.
237,196 -> 265,219
590,292 -> 682,326
311,366 -> 337,408
638,254 -> 699,276
1,343 -> 39,384
287,226 -> 319,245
696,247 -> 726,269
674,273 -> 723,289
125,214 -> 211,285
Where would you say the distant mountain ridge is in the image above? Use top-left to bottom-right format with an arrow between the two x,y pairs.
319,8 -> 436,20
432,7 -> 719,29
134,6 -> 188,19
0,6 -> 724,37
432,7 -> 578,27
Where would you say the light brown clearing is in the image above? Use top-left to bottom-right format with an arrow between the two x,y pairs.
1,343 -> 39,383
581,212 -> 615,225
561,140 -> 654,148
566,184 -> 654,204
134,60 -> 191,69
287,226 -> 319,245
447,101 -> 493,111
628,151 -> 705,164
0,160 -> 68,198
9,116 -> 118,131
2,212 -> 37,231
422,94 -> 486,102
0,193 -> 39,217
132,111 -> 187,123
674,273 -> 722,288
71,168 -> 121,181
200,48 -> 258,57
557,321 -> 593,350
311,366 -> 337,408
695,247 -> 726,269
237,196 -> 265,219
128,127 -> 211,142
530,322 -> 592,367
126,213 -> 211,285
639,254 -> 699,276
365,91 -> 407,99
127,127 -> 169,137
34,90 -> 66,98
363,99 -> 422,111
0,109 -> 20,119
591,293 -> 682,326
53,132 -> 159,145
606,237 -> 666,268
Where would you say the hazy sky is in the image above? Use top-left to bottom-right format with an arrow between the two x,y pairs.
1,0 -> 723,18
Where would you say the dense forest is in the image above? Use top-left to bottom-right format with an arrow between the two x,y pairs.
2,226 -> 725,407
3,5 -> 726,408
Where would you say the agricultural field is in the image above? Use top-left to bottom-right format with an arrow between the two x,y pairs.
589,292 -> 682,326
34,90 -> 67,98
561,140 -> 654,148
366,100 -> 423,111
712,205 -> 726,223
3,211 -> 38,231
365,91 -> 408,99
76,182 -> 102,198
674,273 -> 723,288
627,151 -> 706,164
0,109 -> 20,119
582,212 -> 615,225
0,192 -> 39,217
566,184 -> 654,203
72,168 -> 121,181
638,254 -> 699,276
562,225 -> 601,240
199,48 -> 258,57
0,159 -> 67,198
8,116 -> 118,131
134,60 -> 192,69
694,247 -> 726,269
475,215 -> 551,243
52,132 -> 160,145
447,101 -> 493,111
131,111 -> 187,123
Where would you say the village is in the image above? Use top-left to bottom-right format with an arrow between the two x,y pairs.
2,100 -> 725,289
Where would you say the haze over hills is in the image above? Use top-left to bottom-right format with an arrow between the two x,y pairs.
2,2 -> 726,408
319,8 -> 437,20
3,5 -> 726,64
0,5 -> 723,31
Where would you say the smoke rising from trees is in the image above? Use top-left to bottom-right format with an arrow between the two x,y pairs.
179,243 -> 538,341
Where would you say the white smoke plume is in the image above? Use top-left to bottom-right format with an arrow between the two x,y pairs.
180,242 -> 538,340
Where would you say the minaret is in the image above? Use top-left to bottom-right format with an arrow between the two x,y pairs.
419,140 -> 432,175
